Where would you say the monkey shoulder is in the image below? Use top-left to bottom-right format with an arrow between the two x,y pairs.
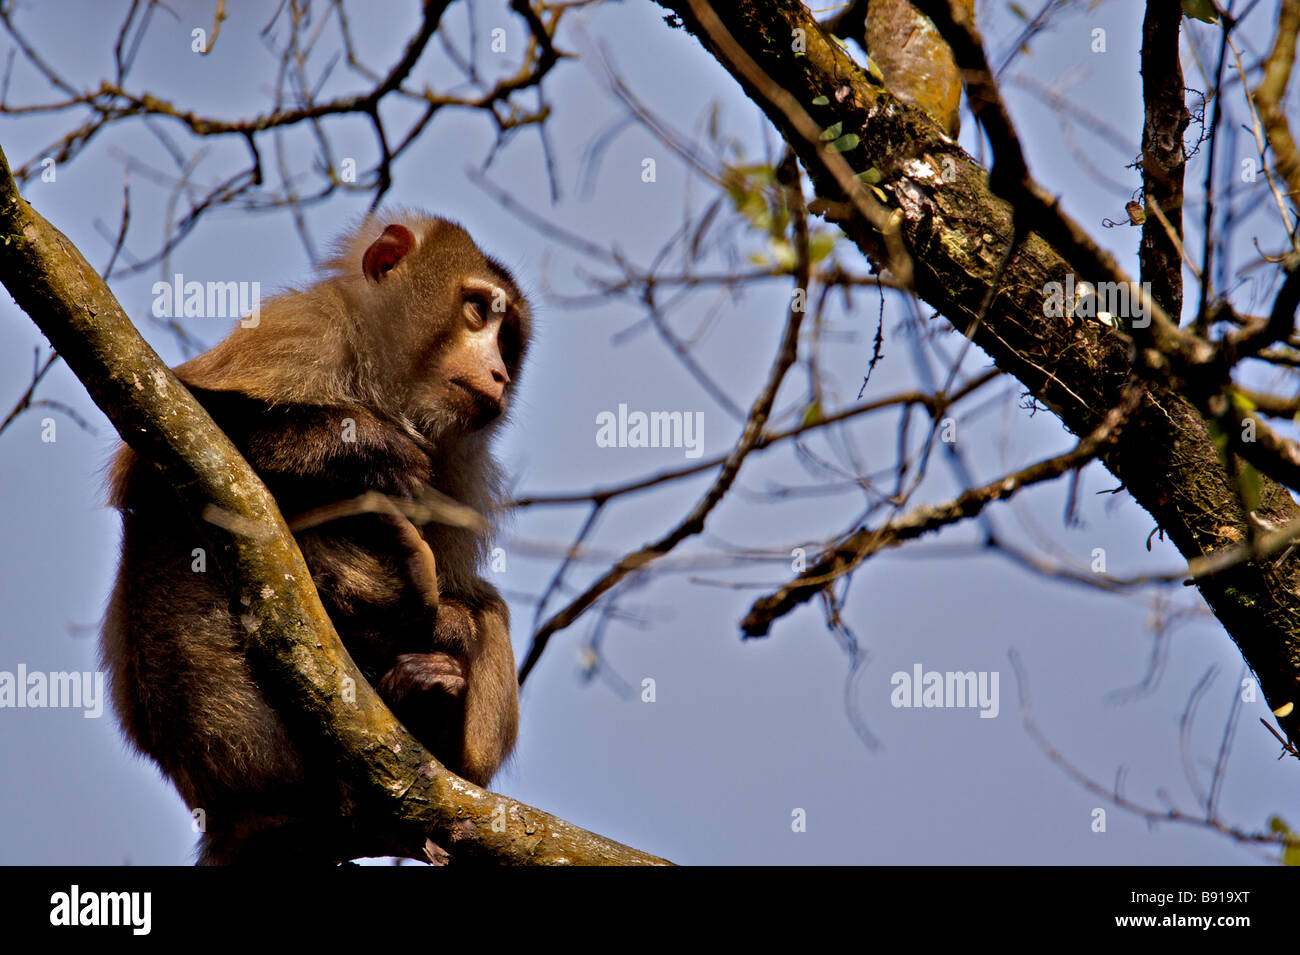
109,390 -> 432,515
188,388 -> 432,499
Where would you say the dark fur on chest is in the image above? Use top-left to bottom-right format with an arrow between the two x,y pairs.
115,388 -> 447,681
191,388 -> 434,506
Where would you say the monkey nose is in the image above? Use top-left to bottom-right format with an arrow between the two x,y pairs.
490,361 -> 509,386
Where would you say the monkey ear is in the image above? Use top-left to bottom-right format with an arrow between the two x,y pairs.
362,224 -> 416,283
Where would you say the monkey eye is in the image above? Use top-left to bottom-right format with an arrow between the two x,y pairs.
463,295 -> 489,329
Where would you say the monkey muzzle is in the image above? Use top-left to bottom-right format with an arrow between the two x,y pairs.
450,379 -> 504,429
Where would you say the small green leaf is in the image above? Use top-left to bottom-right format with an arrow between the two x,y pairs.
1239,462 -> 1261,515
868,184 -> 887,203
856,167 -> 882,184
811,95 -> 830,106
820,121 -> 843,142
828,133 -> 860,153
1272,817 -> 1300,866
770,239 -> 795,270
865,55 -> 884,84
801,401 -> 823,426
808,233 -> 836,263
1182,0 -> 1219,23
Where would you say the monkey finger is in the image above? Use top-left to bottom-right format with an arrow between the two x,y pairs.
378,511 -> 441,610
423,839 -> 451,866
378,651 -> 468,702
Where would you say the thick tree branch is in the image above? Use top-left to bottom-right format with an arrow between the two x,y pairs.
1138,0 -> 1189,330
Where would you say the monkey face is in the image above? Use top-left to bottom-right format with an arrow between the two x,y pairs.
433,280 -> 515,430
397,278 -> 525,436
354,216 -> 530,439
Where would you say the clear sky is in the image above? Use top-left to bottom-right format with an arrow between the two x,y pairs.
0,0 -> 1296,865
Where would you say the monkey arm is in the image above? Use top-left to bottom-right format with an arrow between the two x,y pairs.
292,502 -> 441,611
367,595 -> 514,785
386,513 -> 440,612
172,384 -> 517,785
183,386 -> 440,632
369,537 -> 517,785
286,475 -> 514,783
458,594 -> 518,785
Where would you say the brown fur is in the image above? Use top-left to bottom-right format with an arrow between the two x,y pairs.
102,211 -> 529,864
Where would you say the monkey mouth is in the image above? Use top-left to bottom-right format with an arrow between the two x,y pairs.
450,380 -> 503,428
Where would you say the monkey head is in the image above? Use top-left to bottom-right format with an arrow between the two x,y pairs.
177,210 -> 531,445
347,213 -> 530,440
351,215 -> 529,437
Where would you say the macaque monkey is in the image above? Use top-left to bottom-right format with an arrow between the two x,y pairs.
101,211 -> 529,864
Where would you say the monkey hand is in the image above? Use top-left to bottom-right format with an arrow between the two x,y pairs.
378,651 -> 467,703
378,651 -> 469,766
